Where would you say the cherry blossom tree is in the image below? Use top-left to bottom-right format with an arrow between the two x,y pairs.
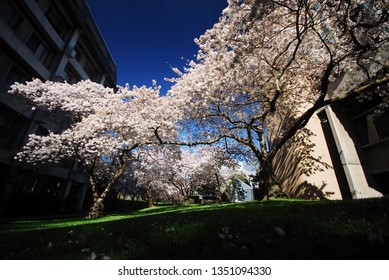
138,147 -> 198,204
184,146 -> 241,201
9,79 -> 179,218
165,150 -> 198,203
131,146 -> 179,207
130,145 -> 240,206
114,168 -> 143,203
8,0 -> 388,214
166,146 -> 240,203
165,0 -> 388,196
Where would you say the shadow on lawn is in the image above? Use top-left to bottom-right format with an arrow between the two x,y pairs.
0,198 -> 389,259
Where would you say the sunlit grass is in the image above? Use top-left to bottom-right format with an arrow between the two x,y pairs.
1,214 -> 132,233
1,202 -> 242,233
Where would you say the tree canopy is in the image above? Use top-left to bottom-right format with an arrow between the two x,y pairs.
10,79 -> 179,217
9,0 -> 389,215
165,0 -> 388,194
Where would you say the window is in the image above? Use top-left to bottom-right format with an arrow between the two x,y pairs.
71,0 -> 83,13
64,64 -> 80,84
84,62 -> 96,81
371,111 -> 389,140
4,66 -> 29,86
26,33 -> 52,67
0,107 -> 22,149
75,47 -> 83,62
45,6 -> 67,39
0,1 -> 23,31
35,126 -> 49,137
74,44 -> 87,66
0,112 -> 13,140
354,109 -> 389,146
26,33 -> 41,53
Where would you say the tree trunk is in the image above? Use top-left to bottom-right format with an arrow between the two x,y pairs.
214,173 -> 223,202
86,166 -> 126,218
87,197 -> 105,219
146,190 -> 154,207
263,160 -> 284,199
148,197 -> 154,207
266,174 -> 284,199
182,196 -> 190,204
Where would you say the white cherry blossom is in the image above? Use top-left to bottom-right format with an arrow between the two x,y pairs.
10,79 -> 180,218
167,0 -> 388,196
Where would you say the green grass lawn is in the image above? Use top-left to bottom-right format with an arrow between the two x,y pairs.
1,198 -> 389,259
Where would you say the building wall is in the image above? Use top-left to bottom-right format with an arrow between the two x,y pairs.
272,88 -> 386,200
270,32 -> 388,200
273,114 -> 343,200
233,179 -> 254,202
0,0 -> 117,214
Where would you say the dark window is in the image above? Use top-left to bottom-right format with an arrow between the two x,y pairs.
354,109 -> 389,146
26,33 -> 41,53
72,0 -> 83,11
75,47 -> 83,62
4,66 -> 29,86
372,172 -> 389,195
0,1 -> 23,31
65,65 -> 80,84
26,33 -> 53,68
84,62 -> 96,81
35,126 -> 49,137
45,6 -> 67,39
372,111 -> 389,140
0,107 -> 23,149
0,112 -> 13,140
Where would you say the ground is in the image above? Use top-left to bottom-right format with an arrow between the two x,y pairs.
0,198 -> 388,259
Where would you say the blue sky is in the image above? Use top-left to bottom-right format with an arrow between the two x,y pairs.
87,0 -> 228,94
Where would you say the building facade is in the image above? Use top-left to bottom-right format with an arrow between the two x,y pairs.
273,72 -> 388,200
0,0 -> 116,214
316,91 -> 388,199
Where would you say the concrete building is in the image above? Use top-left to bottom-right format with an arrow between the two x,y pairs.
273,72 -> 388,200
0,0 -> 116,214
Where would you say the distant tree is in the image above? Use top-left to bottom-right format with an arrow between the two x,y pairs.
187,146 -> 240,201
132,147 -> 180,207
161,148 -> 198,204
165,0 -> 389,196
114,167 -> 143,203
10,79 -> 179,218
154,146 -> 238,203
130,145 -> 240,205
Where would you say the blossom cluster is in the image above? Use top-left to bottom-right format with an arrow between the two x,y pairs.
10,79 -> 181,169
130,145 -> 241,203
167,0 -> 388,165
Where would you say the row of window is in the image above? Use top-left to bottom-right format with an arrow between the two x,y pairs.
1,56 -> 96,88
26,32 -> 54,69
351,102 -> 389,195
353,107 -> 389,146
0,106 -> 23,150
0,1 -> 23,32
1,0 -> 103,85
